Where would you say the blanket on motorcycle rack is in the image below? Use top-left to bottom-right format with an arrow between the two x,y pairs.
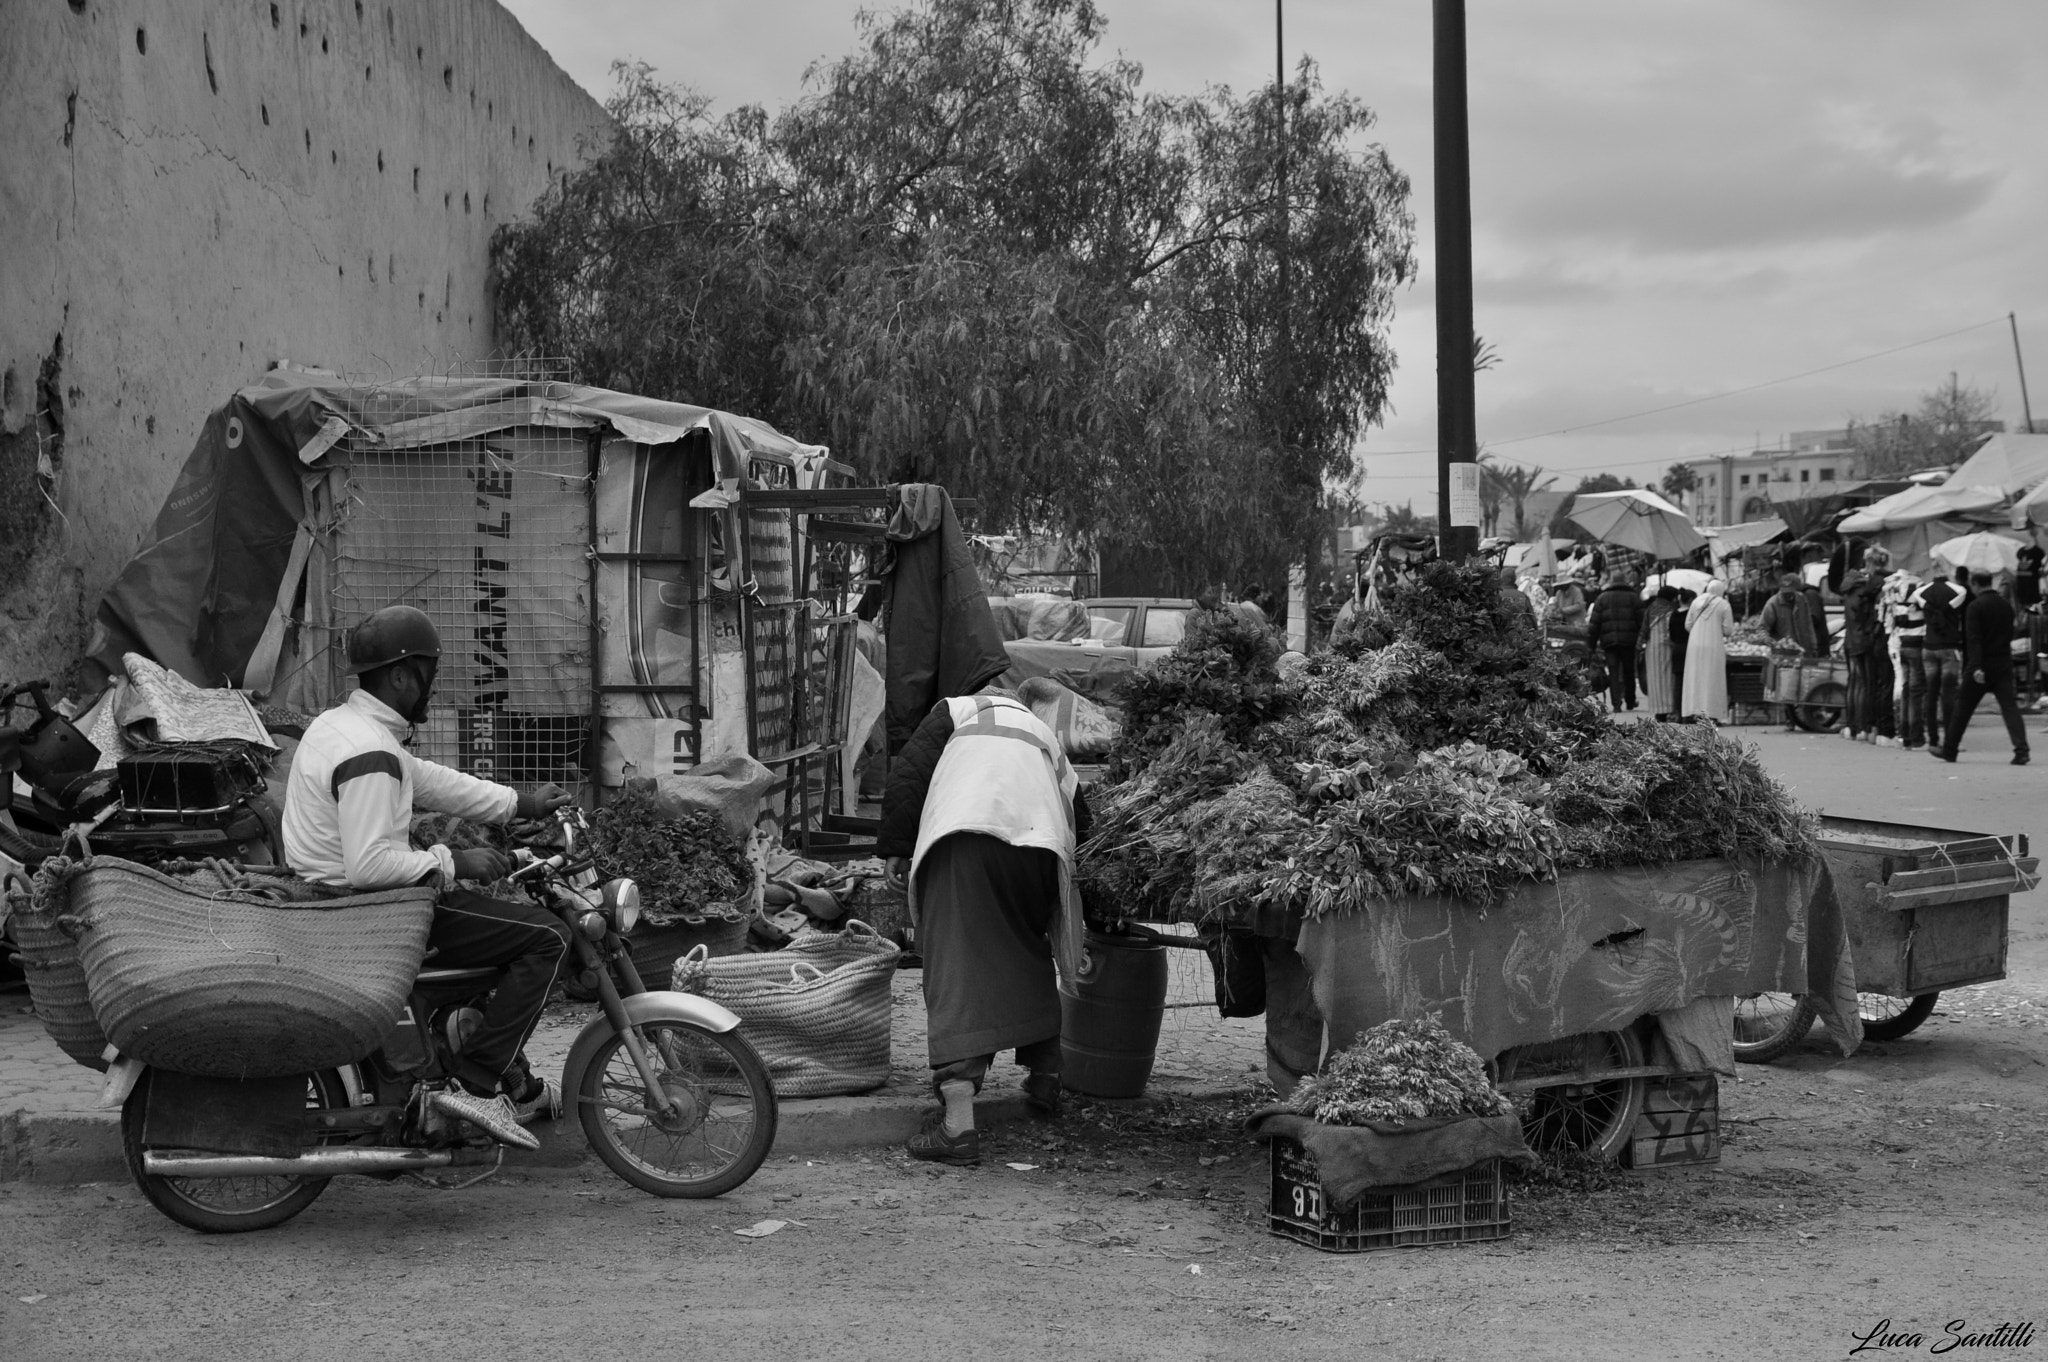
672,920 -> 900,1097
31,855 -> 434,1078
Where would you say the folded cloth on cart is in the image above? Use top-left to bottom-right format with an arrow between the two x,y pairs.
1246,1110 -> 1532,1207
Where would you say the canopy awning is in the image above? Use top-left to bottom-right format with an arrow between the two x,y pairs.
1836,484 -> 2006,533
1944,433 -> 2048,496
1702,517 -> 1789,556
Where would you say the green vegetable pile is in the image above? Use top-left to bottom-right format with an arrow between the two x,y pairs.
1080,562 -> 1817,923
1284,1017 -> 1514,1125
585,787 -> 754,925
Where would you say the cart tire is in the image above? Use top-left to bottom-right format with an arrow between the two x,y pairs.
1792,682 -> 1848,733
1496,1029 -> 1647,1164
1733,993 -> 1816,1063
1857,991 -> 1938,1042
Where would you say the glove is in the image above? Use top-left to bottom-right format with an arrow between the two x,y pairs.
515,784 -> 573,820
451,847 -> 511,883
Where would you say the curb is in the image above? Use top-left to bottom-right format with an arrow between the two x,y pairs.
1,1081 -> 1243,1186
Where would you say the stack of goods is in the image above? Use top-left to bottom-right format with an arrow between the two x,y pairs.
584,787 -> 753,924
1284,1017 -> 1514,1125
1080,561 -> 1815,925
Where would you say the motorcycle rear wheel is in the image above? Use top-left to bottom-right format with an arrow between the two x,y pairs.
578,1021 -> 776,1198
123,1067 -> 351,1234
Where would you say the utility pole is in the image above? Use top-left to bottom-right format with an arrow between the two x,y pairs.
2012,312 -> 2036,434
1434,0 -> 1479,559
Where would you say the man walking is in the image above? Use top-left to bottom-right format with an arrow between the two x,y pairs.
1585,572 -> 1645,712
1915,566 -> 1970,754
1935,572 -> 2030,766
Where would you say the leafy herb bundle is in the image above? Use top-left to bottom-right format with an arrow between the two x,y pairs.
585,787 -> 753,924
1079,560 -> 1815,923
1285,1017 -> 1514,1125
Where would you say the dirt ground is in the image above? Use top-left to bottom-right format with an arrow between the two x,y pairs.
4,722 -> 2045,1359
3,993 -> 2044,1362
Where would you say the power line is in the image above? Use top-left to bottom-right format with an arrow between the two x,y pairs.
1356,315 -> 2011,459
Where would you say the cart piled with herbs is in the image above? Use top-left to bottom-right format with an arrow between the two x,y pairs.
1078,561 -> 1862,1168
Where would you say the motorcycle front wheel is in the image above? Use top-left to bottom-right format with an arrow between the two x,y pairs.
578,1020 -> 777,1198
123,1067 -> 350,1234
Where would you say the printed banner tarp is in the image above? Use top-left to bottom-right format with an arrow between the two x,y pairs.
1294,856 -> 1859,1062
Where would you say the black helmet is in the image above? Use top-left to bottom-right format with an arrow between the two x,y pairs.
344,605 -> 442,675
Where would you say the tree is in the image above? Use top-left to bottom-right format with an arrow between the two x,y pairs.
1844,375 -> 2002,478
491,0 -> 1417,593
1480,457 -> 1556,540
1660,462 -> 1699,504
1550,471 -> 1636,540
1377,501 -> 1435,536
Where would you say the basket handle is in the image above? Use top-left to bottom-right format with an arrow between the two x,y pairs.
55,913 -> 90,942
788,962 -> 828,986
678,944 -> 712,967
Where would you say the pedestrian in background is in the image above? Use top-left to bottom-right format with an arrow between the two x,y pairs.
1936,571 -> 2031,766
1840,546 -> 1896,744
1915,566 -> 1970,754
1639,584 -> 1681,719
1682,580 -> 1732,724
1883,567 -> 1928,749
1586,571 -> 1644,712
1757,571 -> 1821,656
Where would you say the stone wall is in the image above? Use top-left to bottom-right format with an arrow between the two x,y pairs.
0,0 -> 609,686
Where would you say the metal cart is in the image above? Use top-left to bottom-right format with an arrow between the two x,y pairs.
1763,655 -> 1850,733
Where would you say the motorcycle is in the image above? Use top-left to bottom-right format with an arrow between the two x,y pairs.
110,808 -> 779,1233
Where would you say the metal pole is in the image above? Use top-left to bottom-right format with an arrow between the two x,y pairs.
2012,312 -> 2036,434
1434,0 -> 1478,559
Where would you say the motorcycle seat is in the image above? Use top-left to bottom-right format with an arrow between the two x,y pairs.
415,966 -> 501,986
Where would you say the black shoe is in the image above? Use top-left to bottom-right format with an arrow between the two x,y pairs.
906,1113 -> 980,1166
2014,752 -> 2030,766
1932,749 -> 1956,762
1022,1071 -> 1063,1118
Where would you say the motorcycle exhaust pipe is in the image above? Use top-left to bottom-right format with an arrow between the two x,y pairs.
141,1147 -> 497,1178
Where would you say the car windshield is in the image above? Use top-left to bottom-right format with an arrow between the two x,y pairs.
1140,607 -> 1189,648
1088,607 -> 1133,646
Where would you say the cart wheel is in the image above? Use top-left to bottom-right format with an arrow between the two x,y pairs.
1792,682 -> 1848,733
1857,991 -> 1938,1042
1733,992 -> 1815,1063
1495,1029 -> 1647,1164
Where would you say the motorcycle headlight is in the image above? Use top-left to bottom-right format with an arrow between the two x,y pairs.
603,878 -> 641,934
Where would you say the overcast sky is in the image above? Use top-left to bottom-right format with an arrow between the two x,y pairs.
501,0 -> 2048,510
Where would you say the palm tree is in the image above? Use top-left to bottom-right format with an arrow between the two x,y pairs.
1479,458 -> 1556,539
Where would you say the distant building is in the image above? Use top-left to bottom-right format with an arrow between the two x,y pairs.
1678,430 -> 1859,527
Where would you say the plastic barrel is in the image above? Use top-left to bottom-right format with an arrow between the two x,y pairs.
1059,930 -> 1170,1098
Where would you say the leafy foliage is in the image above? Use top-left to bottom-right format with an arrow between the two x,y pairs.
1079,560 -> 1816,923
491,0 -> 1417,589
586,788 -> 753,921
1285,1017 -> 1514,1125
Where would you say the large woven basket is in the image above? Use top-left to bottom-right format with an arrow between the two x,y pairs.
9,860 -> 111,1071
672,920 -> 899,1098
61,857 -> 435,1078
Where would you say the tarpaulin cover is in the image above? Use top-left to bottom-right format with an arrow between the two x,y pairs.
93,371 -> 823,692
1246,1111 -> 1532,1206
1294,856 -> 1860,1063
998,639 -> 1142,706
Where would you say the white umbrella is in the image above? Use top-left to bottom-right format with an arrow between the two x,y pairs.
1930,531 -> 2026,576
1568,489 -> 1709,559
1640,568 -> 1715,598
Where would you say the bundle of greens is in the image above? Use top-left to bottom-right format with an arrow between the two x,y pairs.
1284,1017 -> 1514,1125
585,787 -> 754,925
1078,560 -> 1815,924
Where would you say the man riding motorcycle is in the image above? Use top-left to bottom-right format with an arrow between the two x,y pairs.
280,605 -> 573,1150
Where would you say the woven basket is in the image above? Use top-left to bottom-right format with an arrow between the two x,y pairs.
62,856 -> 435,1078
9,859 -> 111,1071
672,920 -> 899,1098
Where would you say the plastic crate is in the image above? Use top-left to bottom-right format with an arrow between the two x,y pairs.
1268,1137 -> 1508,1253
1623,1073 -> 1720,1170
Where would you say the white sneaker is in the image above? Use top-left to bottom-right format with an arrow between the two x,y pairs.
511,1076 -> 562,1125
430,1086 -> 542,1150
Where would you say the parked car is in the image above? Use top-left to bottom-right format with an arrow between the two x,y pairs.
998,596 -> 1196,705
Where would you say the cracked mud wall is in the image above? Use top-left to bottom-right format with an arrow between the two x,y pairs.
0,0 -> 609,688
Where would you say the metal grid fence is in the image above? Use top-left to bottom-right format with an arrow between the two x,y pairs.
327,425 -> 591,786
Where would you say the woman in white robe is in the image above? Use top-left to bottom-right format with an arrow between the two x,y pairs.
1681,580 -> 1732,723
